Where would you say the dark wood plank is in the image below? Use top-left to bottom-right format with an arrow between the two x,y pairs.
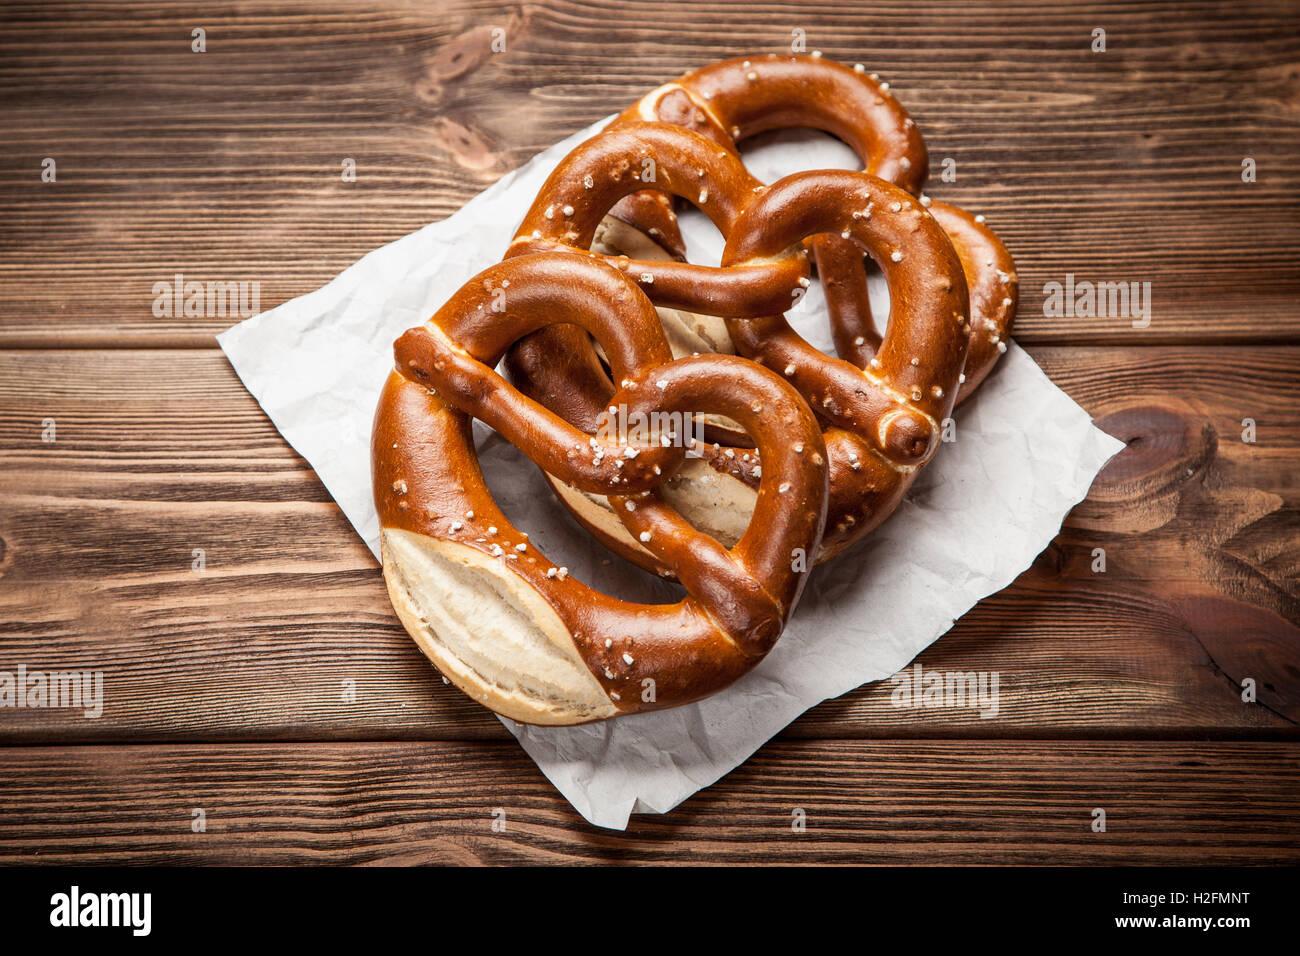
0,740 -> 1295,863
1,345 -> 1295,742
1,0 -> 1297,345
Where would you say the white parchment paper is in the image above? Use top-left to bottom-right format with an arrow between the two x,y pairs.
219,117 -> 1125,830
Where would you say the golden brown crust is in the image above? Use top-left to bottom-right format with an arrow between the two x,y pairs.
373,54 -> 1020,724
927,202 -> 1019,403
374,253 -> 828,722
505,53 -> 1014,567
504,134 -> 970,567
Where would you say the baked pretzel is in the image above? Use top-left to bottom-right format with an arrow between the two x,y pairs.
822,198 -> 1018,405
372,252 -> 828,724
509,121 -> 810,319
507,54 -> 1015,567
505,124 -> 970,569
606,52 -> 926,258
603,52 -> 1016,401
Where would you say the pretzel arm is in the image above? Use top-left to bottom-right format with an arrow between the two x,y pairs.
928,201 -> 1019,403
816,234 -> 883,364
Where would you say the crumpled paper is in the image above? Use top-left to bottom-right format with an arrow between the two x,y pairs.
219,116 -> 1125,830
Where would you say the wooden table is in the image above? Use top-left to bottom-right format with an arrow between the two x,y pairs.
1,0 -> 1297,864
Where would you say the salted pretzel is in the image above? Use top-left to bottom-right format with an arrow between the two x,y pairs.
603,53 -> 1017,403
372,252 -> 828,725
507,54 -> 1016,566
510,122 -> 810,318
605,52 -> 927,257
504,116 -> 971,567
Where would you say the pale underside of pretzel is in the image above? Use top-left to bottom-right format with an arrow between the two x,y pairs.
508,53 -> 1017,570
373,253 -> 829,724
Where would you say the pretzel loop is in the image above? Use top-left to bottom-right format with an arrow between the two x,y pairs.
509,122 -> 810,319
603,353 -> 829,651
395,254 -> 684,494
722,170 -> 970,469
604,54 -> 1016,413
609,54 -> 928,254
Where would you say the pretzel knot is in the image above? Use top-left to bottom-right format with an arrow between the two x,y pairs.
507,126 -> 971,569
372,253 -> 829,724
507,53 -> 1017,567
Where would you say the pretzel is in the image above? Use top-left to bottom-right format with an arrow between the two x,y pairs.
372,252 -> 828,724
509,121 -> 810,319
603,52 -> 1016,394
606,53 -> 927,258
819,198 -> 1018,405
507,54 -> 1016,567
505,134 -> 969,572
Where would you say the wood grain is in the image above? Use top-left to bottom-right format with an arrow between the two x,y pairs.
1,0 -> 1297,862
1,0 -> 1298,345
1,346 -> 1294,743
0,740 -> 1296,864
